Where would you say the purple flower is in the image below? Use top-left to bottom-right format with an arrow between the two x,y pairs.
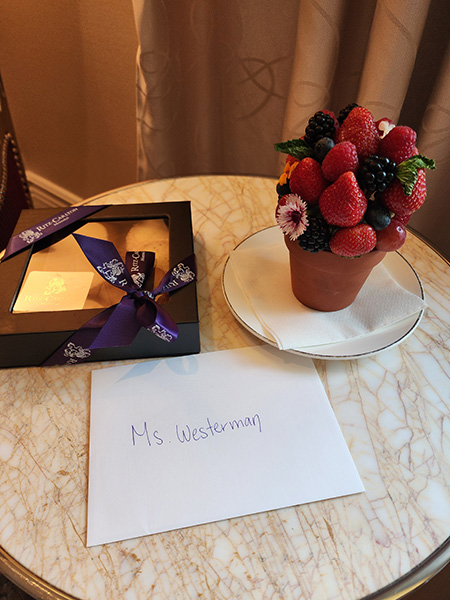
276,195 -> 309,240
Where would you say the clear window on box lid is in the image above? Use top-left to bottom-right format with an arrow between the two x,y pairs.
12,219 -> 169,313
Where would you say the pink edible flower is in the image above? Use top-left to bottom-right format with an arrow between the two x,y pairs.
276,195 -> 309,241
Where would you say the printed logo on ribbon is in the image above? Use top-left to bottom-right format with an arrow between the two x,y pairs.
41,235 -> 196,367
131,272 -> 145,288
97,259 -> 126,284
151,324 -> 173,342
2,205 -> 106,263
172,262 -> 195,284
19,229 -> 43,244
63,342 -> 92,364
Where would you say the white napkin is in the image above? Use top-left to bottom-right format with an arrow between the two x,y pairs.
228,236 -> 426,350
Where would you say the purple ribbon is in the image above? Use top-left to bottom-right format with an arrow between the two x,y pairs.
1,205 -> 106,262
42,233 -> 196,366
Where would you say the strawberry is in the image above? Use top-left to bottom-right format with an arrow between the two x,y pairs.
380,169 -> 427,216
321,141 -> 359,182
335,107 -> 379,160
330,224 -> 377,257
285,154 -> 299,166
289,157 -> 328,205
392,212 -> 411,226
319,171 -> 367,227
378,126 -> 417,164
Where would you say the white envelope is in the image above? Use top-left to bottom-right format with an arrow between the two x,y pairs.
87,346 -> 364,547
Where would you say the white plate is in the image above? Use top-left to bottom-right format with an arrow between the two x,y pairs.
222,226 -> 425,360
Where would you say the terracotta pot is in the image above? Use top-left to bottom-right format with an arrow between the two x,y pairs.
284,237 -> 386,312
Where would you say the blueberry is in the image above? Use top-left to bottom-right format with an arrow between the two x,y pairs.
277,181 -> 291,197
365,202 -> 391,230
314,137 -> 335,162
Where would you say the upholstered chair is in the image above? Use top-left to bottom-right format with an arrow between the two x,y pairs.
0,72 -> 32,251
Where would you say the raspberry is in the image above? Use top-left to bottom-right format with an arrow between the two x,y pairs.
330,224 -> 377,257
375,219 -> 406,252
289,157 -> 328,205
379,169 -> 427,216
375,118 -> 395,139
378,126 -> 417,164
319,171 -> 367,227
335,107 -> 380,161
321,142 -> 359,182
304,111 -> 336,147
298,216 -> 331,253
338,103 -> 359,125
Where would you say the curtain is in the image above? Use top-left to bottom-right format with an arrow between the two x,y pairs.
132,0 -> 450,257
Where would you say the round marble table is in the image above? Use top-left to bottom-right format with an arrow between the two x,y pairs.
1,175 -> 450,600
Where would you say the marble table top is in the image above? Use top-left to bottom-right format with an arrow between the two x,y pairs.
1,175 -> 450,600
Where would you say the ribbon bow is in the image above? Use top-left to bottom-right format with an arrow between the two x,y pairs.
43,233 -> 196,366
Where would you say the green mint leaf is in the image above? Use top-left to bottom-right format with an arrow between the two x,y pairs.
395,154 -> 436,196
274,138 -> 314,161
395,165 -> 418,195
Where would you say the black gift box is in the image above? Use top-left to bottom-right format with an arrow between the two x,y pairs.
0,203 -> 200,368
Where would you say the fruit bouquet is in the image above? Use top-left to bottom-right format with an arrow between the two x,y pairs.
273,103 -> 435,311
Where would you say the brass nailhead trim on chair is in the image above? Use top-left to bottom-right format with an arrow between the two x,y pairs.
0,132 -> 32,209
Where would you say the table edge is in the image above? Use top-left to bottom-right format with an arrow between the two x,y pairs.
407,225 -> 450,264
0,546 -> 78,600
1,536 -> 450,600
363,538 -> 450,599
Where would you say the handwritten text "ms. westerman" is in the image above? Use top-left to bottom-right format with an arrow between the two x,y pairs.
131,414 -> 262,447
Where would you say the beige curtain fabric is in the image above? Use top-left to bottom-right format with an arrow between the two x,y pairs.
132,0 -> 450,256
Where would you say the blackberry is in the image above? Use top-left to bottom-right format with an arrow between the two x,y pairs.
338,103 -> 359,125
314,137 -> 335,162
298,216 -> 331,253
359,154 -> 396,195
364,201 -> 391,230
304,112 -> 336,147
